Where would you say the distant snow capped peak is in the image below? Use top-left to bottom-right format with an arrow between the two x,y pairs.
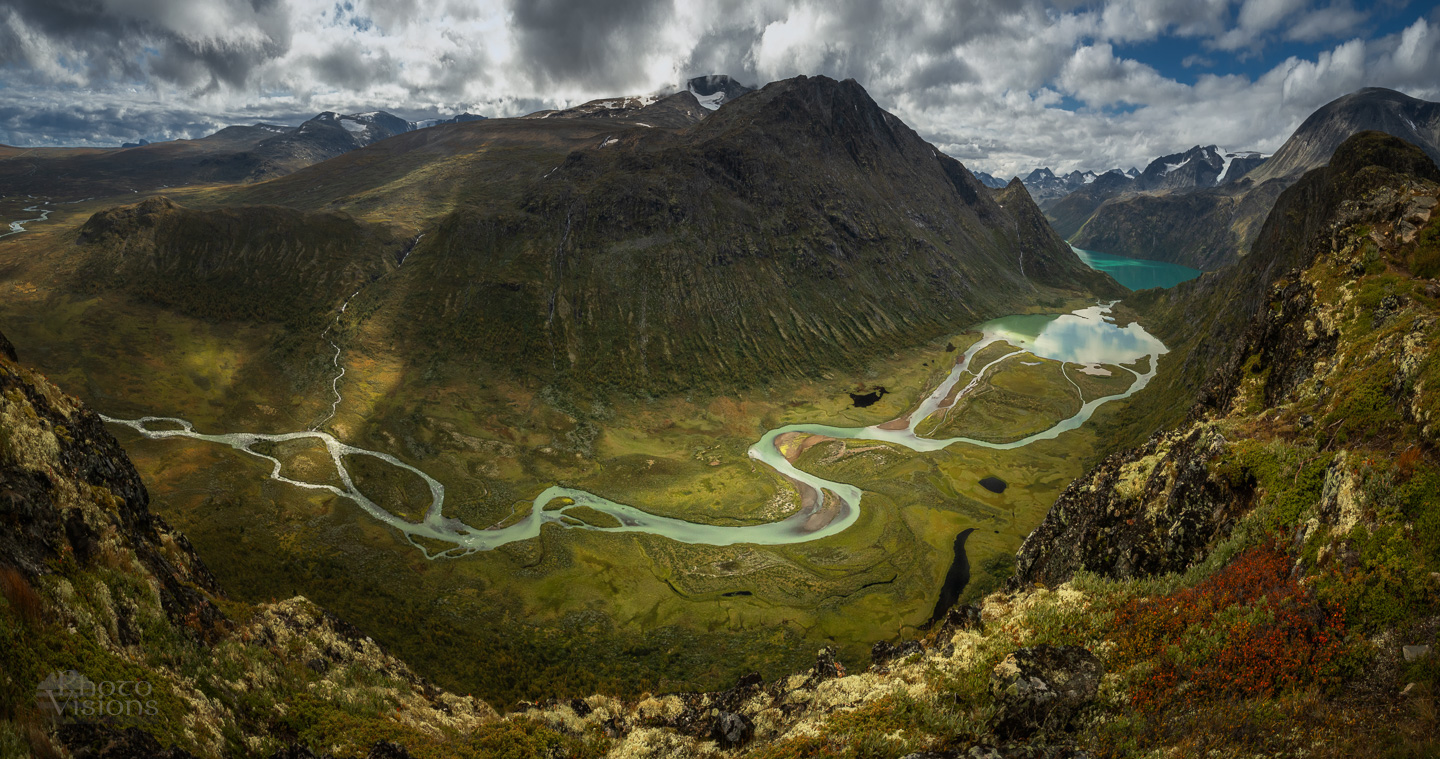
1163,156 -> 1191,175
684,74 -> 755,111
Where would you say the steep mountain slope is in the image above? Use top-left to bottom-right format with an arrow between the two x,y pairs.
1067,177 -> 1289,269
71,197 -> 404,324
354,75 -> 1120,394
1071,88 -> 1439,269
1247,87 -> 1440,184
72,75 -> 1120,396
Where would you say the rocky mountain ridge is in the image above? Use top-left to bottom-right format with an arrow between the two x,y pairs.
1068,87 -> 1440,270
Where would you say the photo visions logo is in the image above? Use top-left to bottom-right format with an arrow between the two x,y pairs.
35,670 -> 158,723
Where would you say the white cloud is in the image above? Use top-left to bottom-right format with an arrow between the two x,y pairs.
1,0 -> 1438,180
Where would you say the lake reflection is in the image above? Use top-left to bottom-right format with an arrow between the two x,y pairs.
980,305 -> 1165,366
1071,245 -> 1202,290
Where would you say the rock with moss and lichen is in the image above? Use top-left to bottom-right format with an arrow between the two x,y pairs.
988,645 -> 1103,738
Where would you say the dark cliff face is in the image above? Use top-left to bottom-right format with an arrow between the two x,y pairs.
996,179 -> 1116,289
1013,132 -> 1440,588
0,333 -> 227,634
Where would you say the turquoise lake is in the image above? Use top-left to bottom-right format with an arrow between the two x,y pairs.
1071,245 -> 1202,290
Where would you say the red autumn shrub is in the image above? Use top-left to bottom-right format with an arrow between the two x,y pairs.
1110,545 -> 1347,712
0,566 -> 45,626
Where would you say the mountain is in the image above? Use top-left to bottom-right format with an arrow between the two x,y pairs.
1044,169 -> 1139,239
72,197 -> 403,323
282,75 -> 1120,393
522,74 -> 752,124
70,76 -> 1117,396
236,110 -> 417,177
1134,145 -> 1224,190
1246,86 -> 1440,184
970,169 -> 1008,188
686,74 -> 756,109
522,90 -> 709,127
1022,166 -> 1133,204
0,125 -> 281,198
412,113 -> 487,129
1020,167 -> 1069,202
1068,88 -> 1440,269
241,109 -> 496,178
0,110 -> 488,199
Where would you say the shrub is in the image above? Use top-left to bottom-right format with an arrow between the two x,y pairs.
0,567 -> 45,627
1110,545 -> 1348,712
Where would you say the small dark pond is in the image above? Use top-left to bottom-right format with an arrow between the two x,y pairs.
979,476 -> 1007,494
848,386 -> 888,408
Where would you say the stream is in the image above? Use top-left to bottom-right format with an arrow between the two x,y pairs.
0,203 -> 53,238
102,303 -> 1165,558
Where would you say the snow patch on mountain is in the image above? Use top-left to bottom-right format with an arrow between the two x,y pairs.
1163,157 -> 1191,175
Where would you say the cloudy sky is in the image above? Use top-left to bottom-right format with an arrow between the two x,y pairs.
2,0 -> 1438,175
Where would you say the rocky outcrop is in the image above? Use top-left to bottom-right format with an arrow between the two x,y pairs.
989,645 -> 1103,738
1015,132 -> 1440,588
0,332 -> 498,758
0,331 -> 228,634
1010,424 -> 1246,588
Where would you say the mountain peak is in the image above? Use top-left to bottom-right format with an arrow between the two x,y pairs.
1247,86 -> 1440,183
685,74 -> 755,110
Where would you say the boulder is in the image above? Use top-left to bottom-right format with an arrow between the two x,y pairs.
872,638 -> 925,665
58,724 -> 201,759
365,742 -> 415,759
1402,644 -> 1433,662
710,710 -> 754,749
809,646 -> 847,683
940,604 -> 985,634
989,645 -> 1103,737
